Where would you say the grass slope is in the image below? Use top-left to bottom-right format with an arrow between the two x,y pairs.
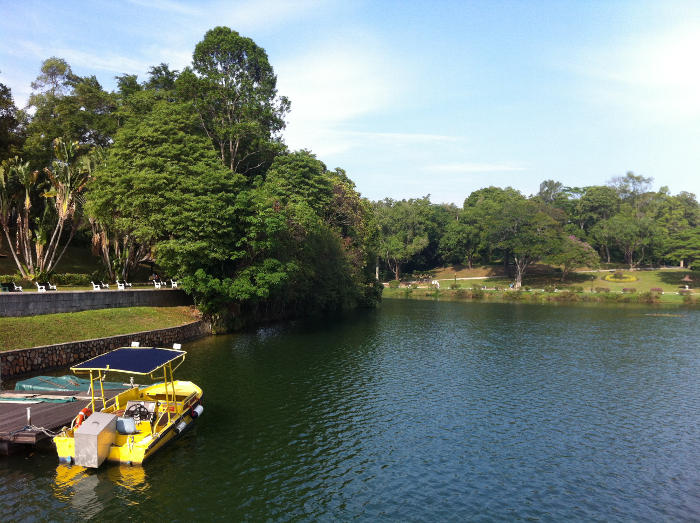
0,306 -> 199,351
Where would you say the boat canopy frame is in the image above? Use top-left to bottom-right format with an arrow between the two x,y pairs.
69,347 -> 186,418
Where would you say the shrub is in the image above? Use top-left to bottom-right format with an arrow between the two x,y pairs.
650,287 -> 664,294
604,272 -> 637,283
555,290 -> 579,302
449,282 -> 459,290
410,283 -> 418,289
388,280 -> 399,289
682,295 -> 695,304
503,290 -> 525,301
455,289 -> 469,299
572,286 -> 584,293
51,273 -> 93,286
595,287 -> 611,293
679,289 -> 692,296
622,288 -> 636,293
0,275 -> 32,288
638,291 -> 659,303
402,288 -> 413,298
470,287 -> 485,299
543,284 -> 556,293
524,286 -> 531,291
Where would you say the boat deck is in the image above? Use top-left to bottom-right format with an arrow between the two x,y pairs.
0,389 -> 122,455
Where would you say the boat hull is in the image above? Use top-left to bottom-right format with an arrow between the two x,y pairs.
54,380 -> 202,466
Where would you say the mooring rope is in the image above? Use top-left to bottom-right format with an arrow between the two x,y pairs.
4,424 -> 62,440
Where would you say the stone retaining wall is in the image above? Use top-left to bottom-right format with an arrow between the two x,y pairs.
0,289 -> 192,317
0,320 -> 211,380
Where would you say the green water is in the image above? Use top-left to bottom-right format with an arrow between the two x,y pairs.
2,300 -> 699,521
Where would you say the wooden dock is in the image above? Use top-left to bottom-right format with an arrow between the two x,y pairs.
0,389 -> 122,455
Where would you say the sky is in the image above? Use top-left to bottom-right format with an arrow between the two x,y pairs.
1,0 -> 699,204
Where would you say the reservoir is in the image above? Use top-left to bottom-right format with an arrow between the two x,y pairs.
2,300 -> 699,521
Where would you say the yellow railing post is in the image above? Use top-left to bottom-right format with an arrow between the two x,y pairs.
98,369 -> 106,410
89,371 -> 95,412
164,366 -> 171,424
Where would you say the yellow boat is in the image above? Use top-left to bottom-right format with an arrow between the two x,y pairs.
53,344 -> 203,468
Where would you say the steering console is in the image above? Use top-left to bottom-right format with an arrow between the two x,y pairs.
124,403 -> 151,422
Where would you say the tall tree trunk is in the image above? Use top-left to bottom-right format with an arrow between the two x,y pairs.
2,226 -> 26,278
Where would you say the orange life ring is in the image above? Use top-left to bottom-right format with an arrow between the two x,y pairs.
75,407 -> 92,428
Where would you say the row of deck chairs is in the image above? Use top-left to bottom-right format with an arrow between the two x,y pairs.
0,281 -> 58,292
0,282 -> 24,292
2,280 -> 178,292
90,279 -> 178,290
152,278 -> 178,289
91,280 -> 135,290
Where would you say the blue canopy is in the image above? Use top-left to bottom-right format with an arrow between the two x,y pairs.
71,347 -> 186,375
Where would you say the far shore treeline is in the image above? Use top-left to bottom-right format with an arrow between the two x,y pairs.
374,177 -> 699,287
0,27 -> 698,326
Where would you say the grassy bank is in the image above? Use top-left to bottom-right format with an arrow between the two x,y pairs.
0,306 -> 200,351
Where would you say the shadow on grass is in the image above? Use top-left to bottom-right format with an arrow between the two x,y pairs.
657,270 -> 698,288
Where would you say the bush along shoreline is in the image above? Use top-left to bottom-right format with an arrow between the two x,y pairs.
382,286 -> 698,306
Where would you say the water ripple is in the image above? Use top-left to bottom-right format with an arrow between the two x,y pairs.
2,301 -> 700,521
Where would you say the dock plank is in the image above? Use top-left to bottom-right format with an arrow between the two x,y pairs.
0,389 -> 123,447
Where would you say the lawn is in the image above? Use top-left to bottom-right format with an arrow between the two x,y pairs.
0,306 -> 199,351
385,268 -> 698,306
426,267 -> 695,294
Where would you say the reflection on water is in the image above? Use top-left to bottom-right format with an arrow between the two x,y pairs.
54,463 -> 148,504
2,300 -> 700,521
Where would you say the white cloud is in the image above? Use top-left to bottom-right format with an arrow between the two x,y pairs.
571,24 -> 700,122
277,37 -> 413,155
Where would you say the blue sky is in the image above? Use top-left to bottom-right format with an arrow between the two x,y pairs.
1,0 -> 699,204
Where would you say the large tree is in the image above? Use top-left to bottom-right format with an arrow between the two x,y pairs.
439,209 -> 481,269
177,26 -> 290,177
23,58 -> 117,168
490,199 -> 562,288
547,235 -> 599,281
0,81 -> 24,163
374,197 -> 434,280
87,100 -> 237,281
0,139 -> 92,278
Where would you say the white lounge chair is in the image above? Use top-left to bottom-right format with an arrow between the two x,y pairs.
153,280 -> 162,289
47,282 -> 57,290
91,281 -> 101,291
36,282 -> 46,292
170,279 -> 178,288
100,281 -> 110,288
117,281 -> 125,290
